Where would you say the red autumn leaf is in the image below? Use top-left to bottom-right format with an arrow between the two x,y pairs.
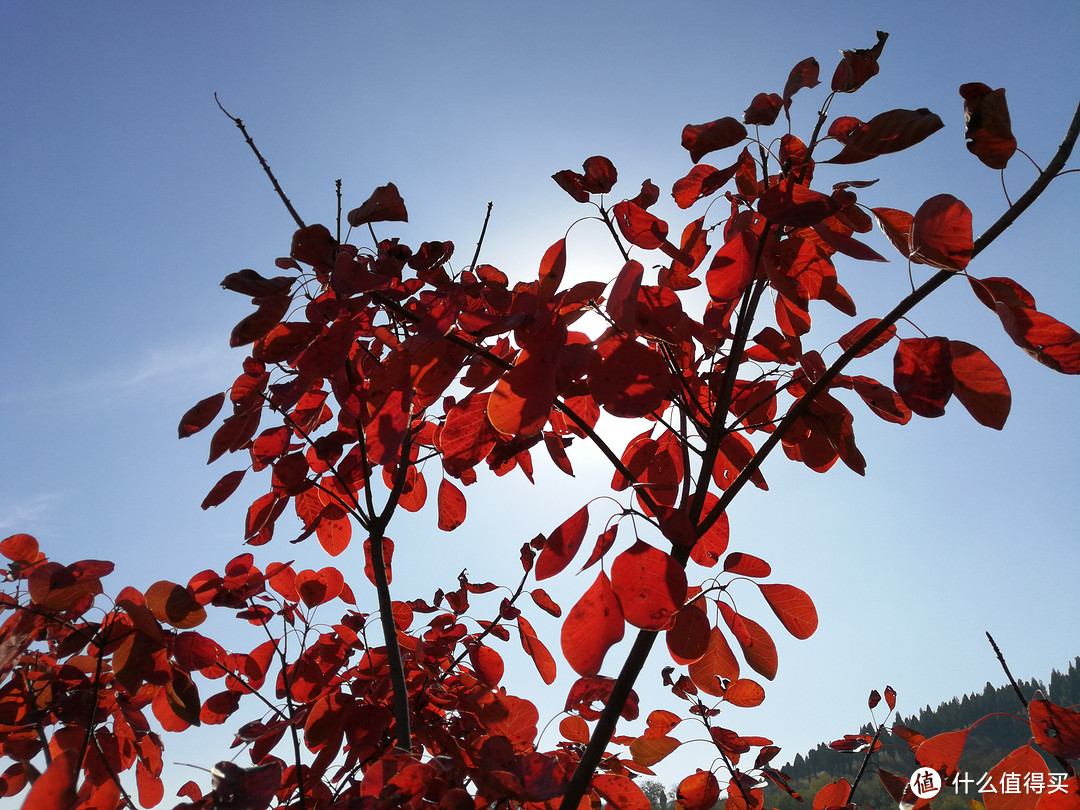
690,495 -> 730,567
629,735 -> 682,767
23,749 -> 77,810
251,425 -> 290,468
717,604 -> 778,681
488,322 -> 565,437
909,194 -> 973,270
437,478 -> 467,531
869,689 -> 881,709
722,552 -> 772,577
607,259 -> 644,332
706,229 -> 757,304
210,761 -> 282,810
537,237 -> 567,302
163,668 -> 203,728
535,505 -> 589,581
996,305 -> 1080,374
565,675 -> 637,721
552,169 -> 589,203
612,200 -> 669,250
961,82 -> 1017,170
969,275 -> 1037,312
894,337 -> 954,418
230,292 -> 291,348
885,685 -> 897,710
666,602 -> 712,665
688,626 -> 740,695
518,615 -> 557,685
916,728 -> 970,780
872,206 -> 913,259
145,580 -> 207,629
220,268 -> 296,298
179,392 -> 225,439
1029,695 -> 1080,758
592,774 -> 652,810
610,540 -> 688,631
347,182 -> 408,226
839,318 -> 897,358
173,631 -> 226,672
758,583 -> 818,639
949,340 -> 1011,429
757,180 -> 843,228
530,588 -> 562,618
672,163 -> 739,209
582,155 -> 618,194
681,118 -> 748,163
253,321 -> 321,364
295,567 -> 344,607
561,571 -> 625,677
201,469 -> 246,510
645,709 -> 682,738
676,770 -> 721,810
782,57 -> 821,109
825,108 -> 944,164
588,339 -> 673,418
364,536 -> 393,586
560,716 -> 590,744
581,524 -> 619,571
441,392 -> 500,476
982,745 -> 1049,810
0,533 -> 39,564
290,224 -> 336,269
744,92 -> 783,126
831,31 -> 888,93
724,678 -> 766,708
813,779 -> 852,810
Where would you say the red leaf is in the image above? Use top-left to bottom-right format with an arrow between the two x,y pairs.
961,83 -> 1017,169
582,155 -> 618,194
688,626 -> 740,695
538,238 -> 567,301
23,749 -> 77,810
230,292 -> 291,348
220,268 -> 296,298
315,504 -> 351,556
561,571 -> 625,677
983,745 -> 1049,810
782,57 -> 821,109
469,644 -> 504,688
295,567 -> 344,607
347,183 -> 408,226
872,207 -> 913,259
666,602 -> 712,665
839,318 -> 897,357
722,552 -> 771,578
535,505 -> 590,581
613,200 -> 669,250
831,31 -> 888,93
672,163 -> 739,209
488,322 -> 565,437
744,93 -> 783,126
145,580 -> 206,629
825,108 -> 944,165
630,735 -> 682,767
179,392 -> 226,439
949,340 -> 1011,429
201,469 -> 246,510
894,337 -> 954,418
588,339 -> 673,418
916,728 -> 969,780
437,478 -> 467,531
0,533 -> 39,564
758,583 -> 818,639
518,615 -> 557,685
607,259 -> 644,332
610,540 -> 688,631
909,194 -> 973,271
529,588 -> 562,618
676,770 -> 721,810
724,678 -> 766,708
718,603 -> 778,680
210,761 -> 282,810
758,180 -> 843,228
996,305 -> 1080,374
706,229 -> 757,304
885,685 -> 897,710
592,773 -> 652,810
681,118 -> 748,163
441,392 -> 499,476
690,495 -> 730,567
868,689 -> 881,709
1029,695 -> 1080,758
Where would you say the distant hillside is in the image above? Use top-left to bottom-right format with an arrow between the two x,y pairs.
766,657 -> 1080,810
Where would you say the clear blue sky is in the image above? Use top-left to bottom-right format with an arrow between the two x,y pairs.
2,0 -> 1078,799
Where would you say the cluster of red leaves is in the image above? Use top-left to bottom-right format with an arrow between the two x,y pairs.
3,30 -> 1078,810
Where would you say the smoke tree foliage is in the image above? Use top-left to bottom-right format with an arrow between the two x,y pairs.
1,31 -> 1079,810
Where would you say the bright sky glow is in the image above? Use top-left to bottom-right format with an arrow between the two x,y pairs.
2,0 -> 1078,799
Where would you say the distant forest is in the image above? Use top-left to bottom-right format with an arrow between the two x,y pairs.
764,656 -> 1080,810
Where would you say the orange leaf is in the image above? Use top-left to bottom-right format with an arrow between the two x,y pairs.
561,572 -> 625,677
145,581 -> 206,629
983,745 -> 1049,810
1029,696 -> 1080,759
916,728 -> 970,780
724,678 -> 766,707
688,626 -> 740,695
629,735 -> 682,767
437,479 -> 467,532
758,583 -> 818,639
592,773 -> 651,810
23,749 -> 77,810
676,770 -> 721,810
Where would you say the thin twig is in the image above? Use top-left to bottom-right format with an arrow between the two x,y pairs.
986,632 -> 1028,709
469,202 -> 493,271
215,93 -> 306,230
